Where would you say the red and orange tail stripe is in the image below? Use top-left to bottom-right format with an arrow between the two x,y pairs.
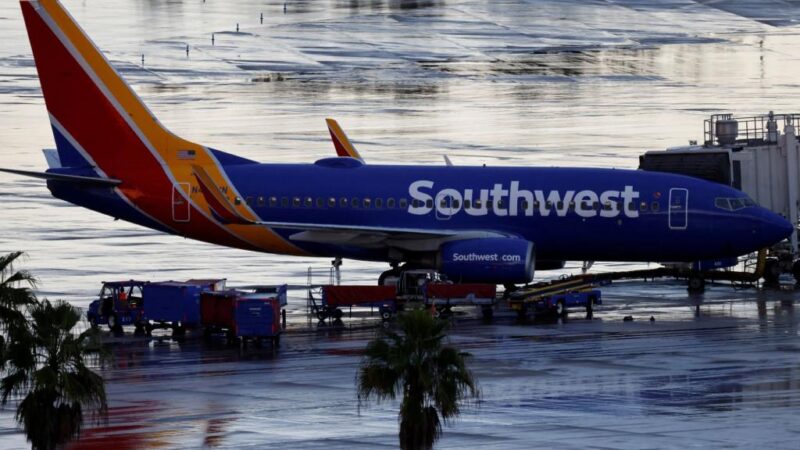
21,0 -> 304,255
326,118 -> 363,161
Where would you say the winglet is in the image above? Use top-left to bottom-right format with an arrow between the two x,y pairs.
325,118 -> 363,162
191,165 -> 253,225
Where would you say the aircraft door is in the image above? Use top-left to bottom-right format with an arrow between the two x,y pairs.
172,182 -> 191,222
668,188 -> 688,230
435,194 -> 457,221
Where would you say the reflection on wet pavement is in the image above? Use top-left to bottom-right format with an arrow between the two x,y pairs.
1,0 -> 800,448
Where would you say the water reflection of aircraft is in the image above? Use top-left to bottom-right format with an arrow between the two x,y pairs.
4,0 -> 793,286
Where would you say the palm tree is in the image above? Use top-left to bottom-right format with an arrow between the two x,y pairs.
357,309 -> 478,450
1,299 -> 108,450
0,251 -> 37,333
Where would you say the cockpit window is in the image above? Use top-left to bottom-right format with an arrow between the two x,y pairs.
714,198 -> 730,210
715,197 -> 754,211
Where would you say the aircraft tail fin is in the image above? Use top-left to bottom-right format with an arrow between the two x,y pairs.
19,0 -> 204,180
326,118 -> 363,161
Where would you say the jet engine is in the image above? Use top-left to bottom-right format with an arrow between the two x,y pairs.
437,238 -> 535,284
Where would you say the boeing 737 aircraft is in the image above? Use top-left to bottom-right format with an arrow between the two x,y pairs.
2,0 -> 794,286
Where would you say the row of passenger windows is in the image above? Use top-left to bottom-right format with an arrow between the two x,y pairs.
715,197 -> 755,211
234,195 -> 662,212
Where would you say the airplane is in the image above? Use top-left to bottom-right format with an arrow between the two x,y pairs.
1,0 -> 794,287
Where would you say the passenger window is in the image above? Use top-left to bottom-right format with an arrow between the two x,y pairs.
363,198 -> 372,208
651,201 -> 660,212
375,198 -> 383,208
412,199 -> 420,208
234,197 -> 242,205
352,198 -> 360,208
603,202 -> 612,211
534,201 -> 540,209
474,199 -> 482,208
292,197 -> 301,207
281,197 -> 289,207
426,199 -> 433,208
546,201 -> 553,209
640,201 -> 648,212
568,201 -> 575,211
399,198 -> 408,208
269,196 -> 277,207
257,196 -> 265,207
387,198 -> 396,209
328,197 -> 336,208
592,201 -> 599,210
440,199 -> 447,208
316,198 -> 324,208
340,197 -> 348,208
246,196 -> 254,206
305,197 -> 313,207
453,199 -> 460,209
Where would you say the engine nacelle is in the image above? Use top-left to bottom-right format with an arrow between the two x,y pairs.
438,238 -> 535,284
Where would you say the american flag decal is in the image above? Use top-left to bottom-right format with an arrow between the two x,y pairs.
178,149 -> 196,160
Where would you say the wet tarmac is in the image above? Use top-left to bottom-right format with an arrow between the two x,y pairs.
0,281 -> 798,449
2,0 -> 800,448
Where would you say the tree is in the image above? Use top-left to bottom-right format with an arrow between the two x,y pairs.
357,309 -> 478,450
0,252 -> 108,450
0,251 -> 37,334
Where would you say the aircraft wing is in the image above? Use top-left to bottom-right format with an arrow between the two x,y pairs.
0,168 -> 121,186
257,221 -> 506,251
254,222 -> 504,251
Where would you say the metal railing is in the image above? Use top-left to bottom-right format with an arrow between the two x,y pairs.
704,112 -> 800,146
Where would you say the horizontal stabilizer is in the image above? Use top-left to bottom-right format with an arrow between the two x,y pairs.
0,167 -> 121,186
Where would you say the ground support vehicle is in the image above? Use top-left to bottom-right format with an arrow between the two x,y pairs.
200,289 -> 284,346
141,281 -> 213,336
509,278 -> 601,319
87,279 -> 225,335
86,280 -> 147,333
424,283 -> 497,319
306,267 -> 497,322
311,285 -> 397,321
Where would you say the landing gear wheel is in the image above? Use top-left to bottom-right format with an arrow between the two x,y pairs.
107,314 -> 122,333
555,301 -> 566,317
687,275 -> 705,293
380,309 -> 392,321
333,308 -> 344,320
763,258 -> 781,286
89,316 -> 98,329
481,306 -> 494,320
791,260 -> 800,284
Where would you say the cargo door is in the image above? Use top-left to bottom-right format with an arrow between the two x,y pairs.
172,183 -> 191,222
668,188 -> 688,230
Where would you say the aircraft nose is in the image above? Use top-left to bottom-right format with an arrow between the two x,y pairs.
757,208 -> 794,247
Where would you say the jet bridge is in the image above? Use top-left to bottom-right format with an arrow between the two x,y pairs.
640,112 -> 800,284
